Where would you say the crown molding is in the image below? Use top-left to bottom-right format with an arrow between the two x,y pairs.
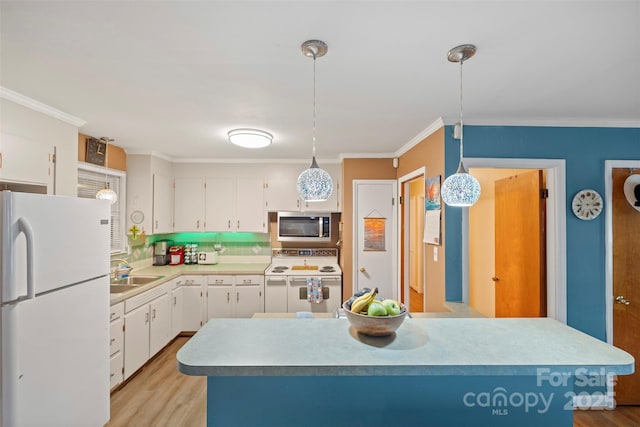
339,152 -> 396,160
441,116 -> 640,128
394,117 -> 445,157
0,87 -> 86,127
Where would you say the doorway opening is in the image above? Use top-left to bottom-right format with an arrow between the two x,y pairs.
461,158 -> 567,323
468,168 -> 547,317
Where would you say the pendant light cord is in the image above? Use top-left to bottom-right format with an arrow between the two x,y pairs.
312,51 -> 317,158
459,58 -> 464,164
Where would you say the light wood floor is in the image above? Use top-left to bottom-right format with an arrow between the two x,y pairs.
109,336 -> 640,427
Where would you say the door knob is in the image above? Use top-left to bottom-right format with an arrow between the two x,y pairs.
616,296 -> 631,305
360,267 -> 366,273
491,276 -> 500,282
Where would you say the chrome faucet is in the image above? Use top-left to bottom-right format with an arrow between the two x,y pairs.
111,258 -> 132,280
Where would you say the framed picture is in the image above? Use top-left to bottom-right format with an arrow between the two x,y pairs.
425,175 -> 441,211
364,217 -> 386,251
86,137 -> 106,166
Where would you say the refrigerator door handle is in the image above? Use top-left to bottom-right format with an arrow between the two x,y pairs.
18,217 -> 35,300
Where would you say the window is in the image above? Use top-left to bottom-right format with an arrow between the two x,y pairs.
78,164 -> 127,253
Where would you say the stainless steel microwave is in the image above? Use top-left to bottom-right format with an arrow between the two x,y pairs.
277,212 -> 331,242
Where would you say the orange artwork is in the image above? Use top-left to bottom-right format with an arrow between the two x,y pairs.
364,217 -> 386,251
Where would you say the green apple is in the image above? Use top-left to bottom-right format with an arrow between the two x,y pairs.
367,301 -> 388,316
381,299 -> 402,316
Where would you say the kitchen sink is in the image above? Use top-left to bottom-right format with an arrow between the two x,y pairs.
110,285 -> 140,294
111,275 -> 164,286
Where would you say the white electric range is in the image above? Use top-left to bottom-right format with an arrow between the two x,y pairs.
265,248 -> 343,314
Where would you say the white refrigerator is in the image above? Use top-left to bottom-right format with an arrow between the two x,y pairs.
1,191 -> 111,427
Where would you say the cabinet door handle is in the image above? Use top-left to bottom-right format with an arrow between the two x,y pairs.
155,220 -> 158,229
110,338 -> 116,344
296,199 -> 300,208
110,373 -> 115,378
227,292 -> 230,303
243,279 -> 251,284
236,292 -> 239,303
152,308 -> 156,319
173,296 -> 177,305
227,220 -> 231,229
145,312 -> 149,324
237,220 -> 240,229
197,220 -> 200,229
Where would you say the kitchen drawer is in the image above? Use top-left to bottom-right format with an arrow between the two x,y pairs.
110,352 -> 124,390
125,283 -> 170,313
110,302 -> 124,322
178,275 -> 204,286
235,275 -> 264,286
208,275 -> 233,286
110,318 -> 124,357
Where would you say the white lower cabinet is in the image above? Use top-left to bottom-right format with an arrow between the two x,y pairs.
109,302 -> 124,390
207,275 -> 264,319
123,284 -> 171,379
170,282 -> 183,338
179,275 -> 205,331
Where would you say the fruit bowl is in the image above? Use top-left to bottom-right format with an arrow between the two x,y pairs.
342,301 -> 408,336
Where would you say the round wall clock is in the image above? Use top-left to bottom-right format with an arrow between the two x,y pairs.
572,189 -> 603,220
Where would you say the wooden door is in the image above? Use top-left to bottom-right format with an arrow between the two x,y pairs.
612,168 -> 640,404
494,170 -> 546,317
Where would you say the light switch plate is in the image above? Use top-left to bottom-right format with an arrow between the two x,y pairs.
433,247 -> 438,262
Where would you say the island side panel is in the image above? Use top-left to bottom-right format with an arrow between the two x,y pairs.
206,375 -> 573,427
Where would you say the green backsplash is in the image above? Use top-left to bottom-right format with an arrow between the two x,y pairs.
121,232 -> 271,263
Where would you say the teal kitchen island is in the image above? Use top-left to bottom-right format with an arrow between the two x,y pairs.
177,317 -> 634,427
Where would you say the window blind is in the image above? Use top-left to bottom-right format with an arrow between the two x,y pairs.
77,168 -> 123,252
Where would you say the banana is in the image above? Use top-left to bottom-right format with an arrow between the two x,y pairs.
350,287 -> 378,313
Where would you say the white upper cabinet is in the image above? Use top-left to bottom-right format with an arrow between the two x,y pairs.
127,154 -> 173,235
153,174 -> 173,234
205,177 -> 265,232
0,132 -> 53,189
264,163 -> 340,213
264,178 -> 301,212
235,178 -> 266,232
174,177 -> 205,232
205,177 -> 235,231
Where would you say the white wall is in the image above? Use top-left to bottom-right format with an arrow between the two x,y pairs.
1,99 -> 79,196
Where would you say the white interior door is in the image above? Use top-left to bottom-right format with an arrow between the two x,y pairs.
353,180 -> 398,300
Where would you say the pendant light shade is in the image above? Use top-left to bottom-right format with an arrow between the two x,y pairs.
441,44 -> 481,208
96,187 -> 118,204
95,137 -> 118,205
440,161 -> 481,207
297,39 -> 333,202
297,156 -> 334,202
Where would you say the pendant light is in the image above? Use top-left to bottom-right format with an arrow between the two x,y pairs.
440,44 -> 481,207
95,137 -> 118,205
296,39 -> 333,202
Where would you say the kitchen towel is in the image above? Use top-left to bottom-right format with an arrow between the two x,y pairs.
306,277 -> 323,304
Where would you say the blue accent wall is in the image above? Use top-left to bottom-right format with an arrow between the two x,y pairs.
444,125 -> 640,340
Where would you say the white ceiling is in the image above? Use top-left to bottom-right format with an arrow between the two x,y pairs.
1,1 -> 639,162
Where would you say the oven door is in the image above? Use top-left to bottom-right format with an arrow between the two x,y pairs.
287,276 -> 342,313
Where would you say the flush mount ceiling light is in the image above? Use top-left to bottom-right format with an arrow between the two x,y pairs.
95,137 -> 118,205
228,128 -> 273,149
440,44 -> 481,207
297,39 -> 333,202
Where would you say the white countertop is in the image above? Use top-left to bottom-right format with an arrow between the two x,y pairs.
109,262 -> 270,305
177,317 -> 634,377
